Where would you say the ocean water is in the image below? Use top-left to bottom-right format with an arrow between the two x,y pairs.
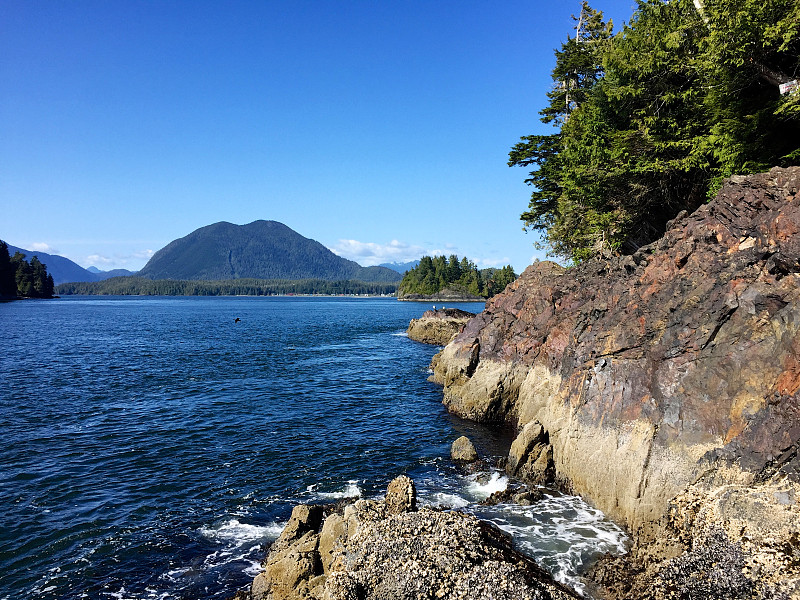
0,296 -> 627,599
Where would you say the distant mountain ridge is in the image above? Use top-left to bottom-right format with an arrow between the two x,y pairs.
5,244 -> 100,285
379,260 -> 421,274
137,220 -> 402,283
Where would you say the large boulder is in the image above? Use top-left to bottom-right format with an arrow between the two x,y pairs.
245,476 -> 579,600
450,435 -> 480,462
431,167 -> 800,598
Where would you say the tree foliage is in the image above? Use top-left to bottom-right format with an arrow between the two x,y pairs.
511,0 -> 800,262
398,255 -> 517,298
0,242 -> 55,299
56,276 -> 397,297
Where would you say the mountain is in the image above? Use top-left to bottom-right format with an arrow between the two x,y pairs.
89,267 -> 137,280
6,244 -> 99,285
379,260 -> 421,274
137,221 -> 402,283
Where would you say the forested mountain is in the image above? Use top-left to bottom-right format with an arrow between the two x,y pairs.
137,220 -> 401,283
6,244 -> 100,284
0,241 -> 55,299
398,255 -> 517,299
511,0 -> 799,262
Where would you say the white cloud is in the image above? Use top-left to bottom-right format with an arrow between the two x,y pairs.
30,242 -> 57,253
474,256 -> 513,269
86,254 -> 114,265
328,239 -> 428,266
84,249 -> 154,269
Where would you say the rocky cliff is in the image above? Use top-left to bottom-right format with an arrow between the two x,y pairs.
431,167 -> 800,598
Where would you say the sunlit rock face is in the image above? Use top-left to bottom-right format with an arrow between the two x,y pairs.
432,168 -> 800,598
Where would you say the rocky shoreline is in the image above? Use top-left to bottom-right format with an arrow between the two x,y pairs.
431,168 -> 800,599
240,168 -> 800,599
238,475 -> 580,600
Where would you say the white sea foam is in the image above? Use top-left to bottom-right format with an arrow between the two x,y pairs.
391,331 -> 408,337
199,518 -> 284,544
463,471 -> 508,500
314,480 -> 362,500
473,491 -> 629,595
424,492 -> 471,509
103,587 -> 173,600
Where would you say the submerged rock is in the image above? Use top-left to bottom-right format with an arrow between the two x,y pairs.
407,308 -> 475,345
244,476 -> 579,600
430,168 -> 800,598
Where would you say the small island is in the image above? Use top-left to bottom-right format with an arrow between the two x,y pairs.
396,255 -> 516,301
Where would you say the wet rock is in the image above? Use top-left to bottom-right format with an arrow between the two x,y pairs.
450,435 -> 480,462
513,488 -> 544,505
246,476 -> 580,600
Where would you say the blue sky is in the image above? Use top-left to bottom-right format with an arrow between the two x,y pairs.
2,0 -> 637,274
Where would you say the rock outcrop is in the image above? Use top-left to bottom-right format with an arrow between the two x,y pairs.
407,308 -> 476,345
244,476 -> 579,600
431,167 -> 800,598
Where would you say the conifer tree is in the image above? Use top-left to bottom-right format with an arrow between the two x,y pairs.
510,0 -> 799,263
0,241 -> 16,297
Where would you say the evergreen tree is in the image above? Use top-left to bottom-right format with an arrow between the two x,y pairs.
509,2 -> 614,259
0,241 -> 16,297
398,255 -> 515,298
510,0 -> 800,262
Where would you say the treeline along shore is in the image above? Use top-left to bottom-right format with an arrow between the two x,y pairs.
56,277 -> 398,297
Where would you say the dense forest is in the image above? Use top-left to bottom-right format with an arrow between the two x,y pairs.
0,241 -> 55,299
56,277 -> 397,297
510,0 -> 800,262
398,255 -> 517,298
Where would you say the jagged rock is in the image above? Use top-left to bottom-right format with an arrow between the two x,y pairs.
407,308 -> 476,345
507,421 -> 555,485
384,474 -> 416,514
513,489 -> 544,505
272,504 -> 324,552
450,435 -> 480,462
430,168 -> 800,598
246,476 -> 580,600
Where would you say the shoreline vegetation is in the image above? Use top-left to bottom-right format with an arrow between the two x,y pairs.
55,276 -> 399,297
0,240 -> 55,300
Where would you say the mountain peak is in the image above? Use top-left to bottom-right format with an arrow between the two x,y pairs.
138,221 -> 401,283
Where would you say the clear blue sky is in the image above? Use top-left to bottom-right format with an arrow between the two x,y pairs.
2,0 -> 637,274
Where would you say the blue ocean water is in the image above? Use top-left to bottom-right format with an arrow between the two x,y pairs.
0,296 -> 626,599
